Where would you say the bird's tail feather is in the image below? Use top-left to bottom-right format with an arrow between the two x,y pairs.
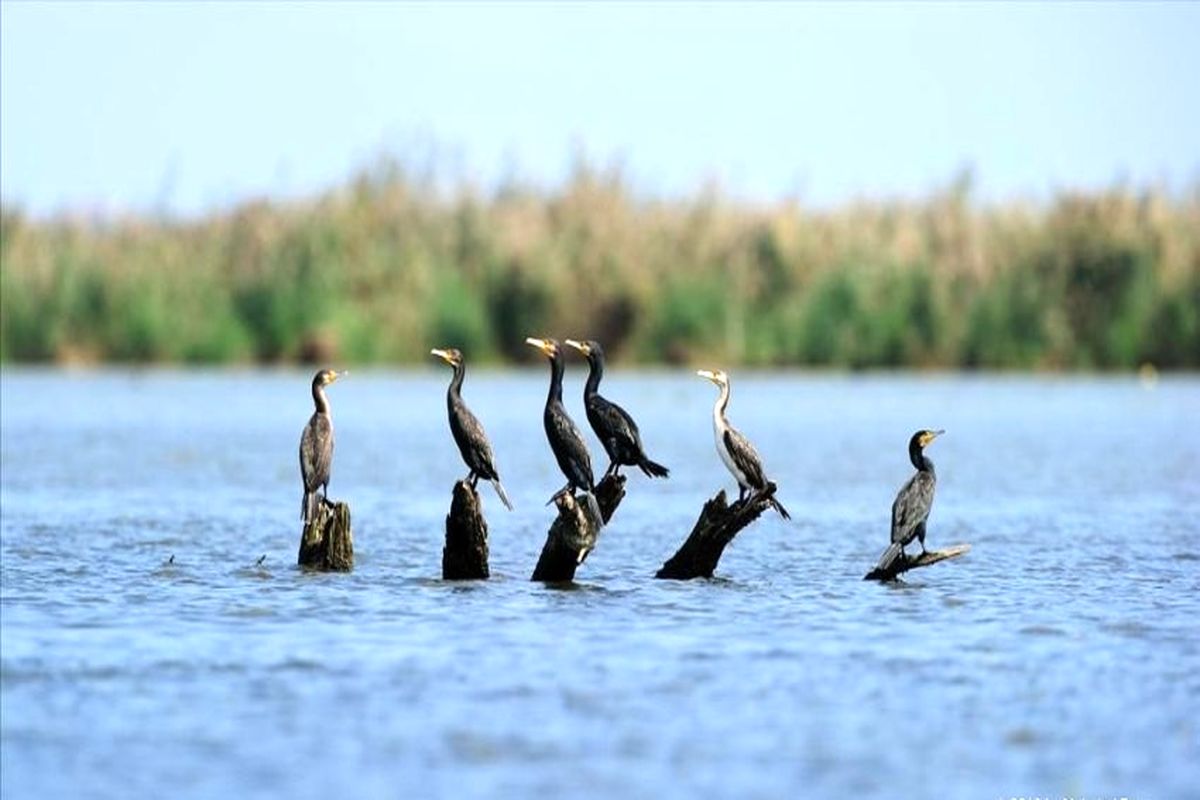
302,491 -> 315,524
638,457 -> 670,479
769,496 -> 791,520
875,541 -> 903,573
491,479 -> 514,511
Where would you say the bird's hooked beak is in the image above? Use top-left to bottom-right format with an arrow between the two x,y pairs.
329,369 -> 347,383
696,369 -> 720,385
525,337 -> 554,356
565,339 -> 591,356
430,348 -> 454,365
924,429 -> 945,447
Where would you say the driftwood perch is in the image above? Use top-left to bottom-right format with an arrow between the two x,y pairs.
443,480 -> 490,580
531,474 -> 626,582
862,543 -> 971,582
298,501 -> 353,571
656,483 -> 782,580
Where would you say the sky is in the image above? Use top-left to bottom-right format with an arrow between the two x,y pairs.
1,1 -> 1198,217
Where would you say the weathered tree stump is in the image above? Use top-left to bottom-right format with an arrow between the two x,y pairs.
443,481 -> 490,580
656,483 -> 782,580
297,501 -> 353,571
862,543 -> 970,582
531,474 -> 626,582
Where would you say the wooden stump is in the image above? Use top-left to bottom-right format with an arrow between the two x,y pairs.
443,481 -> 490,580
298,501 -> 353,571
656,483 -> 782,580
531,474 -> 626,582
862,543 -> 971,582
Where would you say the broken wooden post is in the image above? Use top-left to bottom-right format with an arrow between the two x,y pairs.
656,483 -> 781,580
531,474 -> 626,582
298,501 -> 353,571
862,543 -> 971,582
443,480 -> 490,580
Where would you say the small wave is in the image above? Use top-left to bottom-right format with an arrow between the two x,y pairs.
1019,624 -> 1067,637
1004,726 -> 1038,747
1102,619 -> 1153,638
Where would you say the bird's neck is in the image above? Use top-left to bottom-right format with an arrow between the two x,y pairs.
583,355 -> 603,399
909,442 -> 933,473
448,362 -> 465,399
312,383 -> 330,415
546,354 -> 564,406
712,382 -> 730,428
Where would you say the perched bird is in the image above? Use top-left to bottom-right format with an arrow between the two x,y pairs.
874,429 -> 944,573
564,339 -> 669,480
696,369 -> 790,519
525,337 -> 596,504
431,347 -> 513,510
299,368 -> 345,523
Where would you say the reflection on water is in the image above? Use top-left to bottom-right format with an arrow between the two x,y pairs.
2,369 -> 1198,799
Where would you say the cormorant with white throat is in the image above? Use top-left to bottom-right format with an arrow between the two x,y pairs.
696,369 -> 790,519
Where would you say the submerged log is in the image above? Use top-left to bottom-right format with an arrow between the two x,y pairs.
862,543 -> 971,582
531,474 -> 626,582
298,501 -> 353,571
656,482 -> 782,580
443,480 -> 490,580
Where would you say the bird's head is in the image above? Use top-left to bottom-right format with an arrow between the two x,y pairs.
696,368 -> 729,388
565,339 -> 603,360
525,337 -> 561,359
430,347 -> 464,368
911,429 -> 945,450
313,368 -> 346,387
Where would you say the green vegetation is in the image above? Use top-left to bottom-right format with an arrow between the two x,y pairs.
2,161 -> 1197,368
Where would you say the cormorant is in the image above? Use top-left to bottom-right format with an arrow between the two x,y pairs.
564,339 -> 669,480
431,347 -> 513,510
299,368 -> 345,523
696,369 -> 790,519
525,337 -> 596,503
874,429 -> 944,573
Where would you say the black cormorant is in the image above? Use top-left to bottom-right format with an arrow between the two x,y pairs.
697,369 -> 790,519
874,429 -> 944,573
431,347 -> 513,510
299,368 -> 345,523
564,338 -> 669,480
525,337 -> 596,503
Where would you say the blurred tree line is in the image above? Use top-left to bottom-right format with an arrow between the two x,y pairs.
2,159 -> 1197,369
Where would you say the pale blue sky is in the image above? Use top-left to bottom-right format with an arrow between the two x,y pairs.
2,1 -> 1197,216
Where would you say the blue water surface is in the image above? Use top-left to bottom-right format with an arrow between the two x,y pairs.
1,369 -> 1197,799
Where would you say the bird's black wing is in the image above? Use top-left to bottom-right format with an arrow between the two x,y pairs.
587,395 -> 643,460
450,397 -> 499,480
724,426 -> 767,490
300,412 -> 333,491
547,403 -> 594,489
890,471 -> 934,545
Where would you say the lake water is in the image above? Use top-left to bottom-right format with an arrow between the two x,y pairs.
1,368 -> 1197,799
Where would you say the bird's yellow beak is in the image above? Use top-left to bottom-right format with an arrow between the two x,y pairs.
329,370 -> 346,383
525,337 -> 552,354
696,369 -> 718,384
430,348 -> 453,364
923,429 -> 945,447
565,339 -> 589,355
